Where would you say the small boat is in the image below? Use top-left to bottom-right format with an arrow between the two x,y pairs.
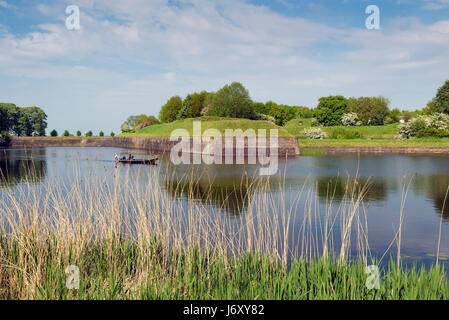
117,151 -> 158,165
118,158 -> 157,165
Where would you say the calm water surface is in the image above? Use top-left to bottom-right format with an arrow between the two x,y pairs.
1,147 -> 448,269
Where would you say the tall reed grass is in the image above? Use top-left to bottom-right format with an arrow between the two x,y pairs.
0,158 -> 447,299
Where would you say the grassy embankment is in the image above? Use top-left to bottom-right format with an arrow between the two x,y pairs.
119,116 -> 293,137
0,164 -> 448,300
285,118 -> 449,148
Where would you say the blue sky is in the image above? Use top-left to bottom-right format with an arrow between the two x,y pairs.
1,0 -> 449,134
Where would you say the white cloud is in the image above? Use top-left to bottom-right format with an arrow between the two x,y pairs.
1,0 -> 449,133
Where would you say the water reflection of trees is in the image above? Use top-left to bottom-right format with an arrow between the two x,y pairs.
0,149 -> 47,186
414,175 -> 449,220
159,164 -> 281,216
314,176 -> 389,203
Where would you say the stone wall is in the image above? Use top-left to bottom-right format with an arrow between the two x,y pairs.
9,136 -> 301,157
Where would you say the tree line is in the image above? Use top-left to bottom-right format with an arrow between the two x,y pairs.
121,82 -> 312,132
119,79 -> 449,132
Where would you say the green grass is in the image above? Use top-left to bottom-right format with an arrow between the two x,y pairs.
1,236 -> 447,300
119,117 -> 293,137
284,119 -> 398,139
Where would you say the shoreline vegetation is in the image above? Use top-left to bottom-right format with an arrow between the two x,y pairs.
0,163 -> 448,299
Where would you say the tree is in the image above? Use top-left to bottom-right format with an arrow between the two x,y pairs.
99,131 -> 104,137
269,104 -> 297,126
314,95 -> 349,126
110,132 -> 115,137
63,130 -> 70,136
87,130 -> 93,137
207,82 -> 255,119
347,96 -> 390,125
0,103 -> 20,133
121,115 -> 140,133
252,102 -> 271,115
159,96 -> 183,123
50,129 -> 58,137
433,80 -> 449,114
0,104 -> 47,136
17,106 -> 47,136
177,92 -> 207,120
76,130 -> 82,137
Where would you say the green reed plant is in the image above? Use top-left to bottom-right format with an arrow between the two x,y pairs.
0,158 -> 447,299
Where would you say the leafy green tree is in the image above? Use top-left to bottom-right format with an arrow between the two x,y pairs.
269,104 -> 297,126
0,103 -> 19,133
252,102 -> 271,115
207,82 -> 255,119
87,130 -> 93,137
159,96 -> 183,123
50,129 -> 58,137
121,115 -> 140,133
314,95 -> 349,126
17,106 -> 47,136
110,132 -> 115,137
177,92 -> 207,120
388,108 -> 402,123
433,80 -> 449,114
63,130 -> 70,137
347,96 -> 390,125
99,131 -> 104,137
76,130 -> 82,136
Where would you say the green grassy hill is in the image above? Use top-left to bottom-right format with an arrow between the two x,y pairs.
119,117 -> 293,137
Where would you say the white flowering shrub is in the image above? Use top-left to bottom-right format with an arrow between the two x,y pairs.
341,112 -> 360,126
398,113 -> 449,139
304,128 -> 326,139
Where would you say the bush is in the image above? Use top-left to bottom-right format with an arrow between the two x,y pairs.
327,128 -> 364,139
311,118 -> 319,127
398,113 -> 449,138
0,131 -> 11,147
50,129 -> 58,137
414,128 -> 449,138
99,131 -> 104,137
341,112 -> 361,126
76,130 -> 81,137
63,130 -> 70,137
304,128 -> 326,139
87,131 -> 93,137
110,132 -> 115,137
255,113 -> 276,123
